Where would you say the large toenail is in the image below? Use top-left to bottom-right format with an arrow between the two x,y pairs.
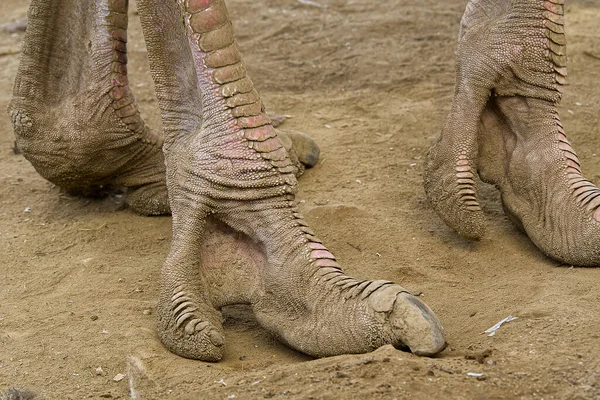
393,293 -> 446,356
303,149 -> 319,167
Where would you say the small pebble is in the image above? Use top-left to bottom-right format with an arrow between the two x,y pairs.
113,373 -> 126,382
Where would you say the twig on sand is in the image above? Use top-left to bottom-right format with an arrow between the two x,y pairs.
0,49 -> 20,57
297,0 -> 327,8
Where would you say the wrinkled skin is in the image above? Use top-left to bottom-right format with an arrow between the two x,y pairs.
425,0 -> 600,266
9,0 -> 446,361
7,1 -> 314,216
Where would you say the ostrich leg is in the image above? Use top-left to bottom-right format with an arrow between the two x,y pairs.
9,0 -> 169,215
425,0 -> 600,266
137,0 -> 446,360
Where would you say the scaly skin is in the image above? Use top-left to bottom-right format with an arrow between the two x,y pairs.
8,0 -> 316,216
137,0 -> 445,360
8,0 -> 169,215
425,0 -> 600,266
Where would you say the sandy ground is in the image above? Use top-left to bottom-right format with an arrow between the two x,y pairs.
1,0 -> 600,399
